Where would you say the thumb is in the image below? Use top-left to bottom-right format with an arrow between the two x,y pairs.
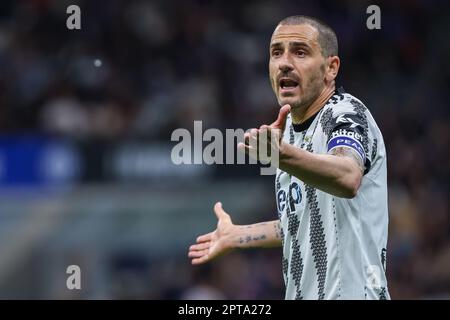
214,202 -> 230,221
271,104 -> 291,130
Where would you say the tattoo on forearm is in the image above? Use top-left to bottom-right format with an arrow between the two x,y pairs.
239,234 -> 267,244
331,147 -> 364,172
238,222 -> 278,245
252,234 -> 267,241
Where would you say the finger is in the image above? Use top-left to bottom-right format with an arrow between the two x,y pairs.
259,132 -> 273,161
247,130 -> 258,146
188,249 -> 209,258
191,255 -> 210,265
243,132 -> 250,145
271,104 -> 291,130
189,242 -> 211,251
238,142 -> 253,154
238,142 -> 256,156
214,202 -> 230,221
237,142 -> 247,153
246,129 -> 257,147
247,133 -> 259,159
244,129 -> 258,149
258,126 -> 268,135
196,232 -> 213,243
258,127 -> 270,143
265,127 -> 279,144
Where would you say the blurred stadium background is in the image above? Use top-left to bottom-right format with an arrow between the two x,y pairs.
0,0 -> 449,299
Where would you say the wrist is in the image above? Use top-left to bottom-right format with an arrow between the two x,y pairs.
232,226 -> 248,249
222,225 -> 244,250
229,225 -> 256,249
278,140 -> 290,163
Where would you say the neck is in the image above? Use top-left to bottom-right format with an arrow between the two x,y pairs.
291,84 -> 335,124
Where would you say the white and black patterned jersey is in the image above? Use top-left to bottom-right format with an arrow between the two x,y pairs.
275,87 -> 390,300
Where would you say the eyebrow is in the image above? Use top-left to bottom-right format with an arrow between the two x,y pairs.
270,41 -> 311,50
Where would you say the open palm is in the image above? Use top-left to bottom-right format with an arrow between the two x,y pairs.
188,202 -> 236,265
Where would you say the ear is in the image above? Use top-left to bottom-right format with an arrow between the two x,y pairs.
325,56 -> 340,83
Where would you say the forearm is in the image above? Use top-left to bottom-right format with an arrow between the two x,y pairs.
279,143 -> 362,198
229,220 -> 282,249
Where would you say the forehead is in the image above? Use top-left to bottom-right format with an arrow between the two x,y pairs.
270,24 -> 319,47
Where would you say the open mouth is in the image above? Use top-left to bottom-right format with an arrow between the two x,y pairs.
279,78 -> 299,91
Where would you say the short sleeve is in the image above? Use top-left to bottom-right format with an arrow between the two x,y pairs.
326,111 -> 372,174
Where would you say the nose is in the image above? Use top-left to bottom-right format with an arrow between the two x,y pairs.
278,55 -> 294,73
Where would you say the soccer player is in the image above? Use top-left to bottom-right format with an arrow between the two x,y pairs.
188,15 -> 390,300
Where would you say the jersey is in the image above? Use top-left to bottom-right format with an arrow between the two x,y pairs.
275,88 -> 390,300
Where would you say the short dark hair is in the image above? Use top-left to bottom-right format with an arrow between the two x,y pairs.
277,15 -> 338,57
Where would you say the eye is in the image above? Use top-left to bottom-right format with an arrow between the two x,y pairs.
295,50 -> 306,57
272,50 -> 282,57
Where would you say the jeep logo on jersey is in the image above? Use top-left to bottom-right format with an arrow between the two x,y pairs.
277,181 -> 302,216
336,114 -> 362,128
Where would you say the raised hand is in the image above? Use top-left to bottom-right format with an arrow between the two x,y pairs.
188,202 -> 237,265
269,104 -> 291,131
238,104 -> 291,163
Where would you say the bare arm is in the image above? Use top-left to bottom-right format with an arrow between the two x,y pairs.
230,220 -> 282,249
279,144 -> 363,198
188,202 -> 282,265
238,105 -> 364,199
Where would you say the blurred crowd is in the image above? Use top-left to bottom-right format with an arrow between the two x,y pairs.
0,0 -> 449,299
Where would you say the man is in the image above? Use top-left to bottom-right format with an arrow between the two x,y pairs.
188,15 -> 390,300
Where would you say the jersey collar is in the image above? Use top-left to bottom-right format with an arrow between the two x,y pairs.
292,86 -> 345,132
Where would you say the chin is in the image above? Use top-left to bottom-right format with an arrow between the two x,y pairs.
278,96 -> 301,107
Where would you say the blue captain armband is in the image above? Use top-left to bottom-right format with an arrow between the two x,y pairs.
327,136 -> 366,162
